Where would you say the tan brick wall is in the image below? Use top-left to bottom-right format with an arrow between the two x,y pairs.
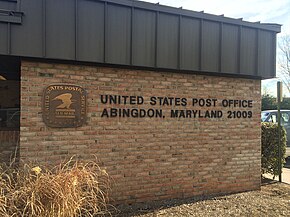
20,61 -> 261,204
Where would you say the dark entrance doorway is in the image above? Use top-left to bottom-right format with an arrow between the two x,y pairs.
0,55 -> 20,164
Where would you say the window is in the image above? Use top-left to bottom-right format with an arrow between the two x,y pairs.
261,112 -> 270,122
0,55 -> 20,130
281,112 -> 290,126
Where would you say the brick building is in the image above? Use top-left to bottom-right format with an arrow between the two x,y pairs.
0,0 -> 281,204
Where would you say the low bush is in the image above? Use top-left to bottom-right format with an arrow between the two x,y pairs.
261,122 -> 286,177
0,157 -> 111,217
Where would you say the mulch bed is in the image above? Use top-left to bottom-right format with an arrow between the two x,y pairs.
112,178 -> 290,216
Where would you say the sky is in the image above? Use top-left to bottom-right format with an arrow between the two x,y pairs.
142,0 -> 290,96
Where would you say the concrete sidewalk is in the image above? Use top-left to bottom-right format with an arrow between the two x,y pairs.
282,168 -> 290,183
264,157 -> 290,184
264,168 -> 290,184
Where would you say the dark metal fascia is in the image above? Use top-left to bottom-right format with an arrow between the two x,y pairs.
0,0 -> 18,2
255,29 -> 260,76
0,9 -> 23,24
20,56 -> 264,81
75,0 -> 78,60
7,22 -> 10,54
42,0 -> 46,57
90,0 -> 281,33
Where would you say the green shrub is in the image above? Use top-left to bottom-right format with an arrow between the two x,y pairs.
0,157 -> 111,217
261,122 -> 287,177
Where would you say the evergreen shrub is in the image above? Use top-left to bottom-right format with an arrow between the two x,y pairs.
261,122 -> 286,177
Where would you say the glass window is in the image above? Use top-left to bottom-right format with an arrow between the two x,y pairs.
0,80 -> 20,130
281,112 -> 290,126
270,114 -> 277,123
261,112 -> 270,122
0,56 -> 20,131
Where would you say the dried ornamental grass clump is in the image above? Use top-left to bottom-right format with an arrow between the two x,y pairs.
0,158 -> 111,217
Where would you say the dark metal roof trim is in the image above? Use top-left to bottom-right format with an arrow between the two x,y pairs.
0,9 -> 23,24
0,0 -> 281,79
0,0 -> 17,3
21,56 -> 263,81
94,0 -> 281,32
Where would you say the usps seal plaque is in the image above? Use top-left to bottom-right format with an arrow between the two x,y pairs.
43,84 -> 87,128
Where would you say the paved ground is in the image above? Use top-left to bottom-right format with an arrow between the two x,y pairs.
264,158 -> 290,184
286,147 -> 290,158
281,158 -> 290,183
282,167 -> 290,183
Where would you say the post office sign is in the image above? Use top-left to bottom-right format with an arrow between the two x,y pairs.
42,84 -> 86,128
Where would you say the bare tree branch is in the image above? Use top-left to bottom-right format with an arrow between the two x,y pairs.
278,35 -> 290,92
